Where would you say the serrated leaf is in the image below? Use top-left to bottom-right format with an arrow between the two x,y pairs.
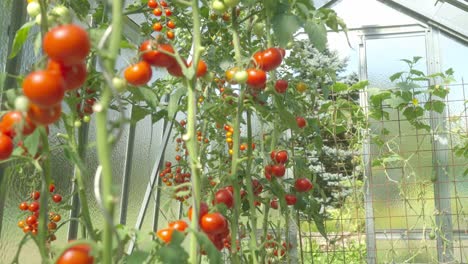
304,20 -> 327,51
9,21 -> 35,59
389,72 -> 404,82
272,13 -> 301,47
424,100 -> 445,113
168,86 -> 186,118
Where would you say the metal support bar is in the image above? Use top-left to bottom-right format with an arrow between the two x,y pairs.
426,26 -> 455,263
440,0 -> 468,13
126,119 -> 175,254
358,35 -> 377,264
119,113 -> 136,225
67,123 -> 90,240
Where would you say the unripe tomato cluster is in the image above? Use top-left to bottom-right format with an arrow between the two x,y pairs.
17,184 -> 63,242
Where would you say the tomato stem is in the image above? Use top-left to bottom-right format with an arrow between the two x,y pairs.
37,126 -> 51,260
97,0 -> 123,262
186,0 -> 204,263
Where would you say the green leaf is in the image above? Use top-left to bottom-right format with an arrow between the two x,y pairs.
193,231 -> 222,264
131,105 -> 151,124
278,108 -> 299,132
125,250 -> 149,263
168,86 -> 186,118
272,13 -> 302,47
68,0 -> 90,20
349,80 -> 368,91
430,86 -> 449,98
445,68 -> 454,76
138,87 -> 159,109
309,199 -> 327,239
152,109 -> 168,124
410,69 -> 425,77
304,20 -> 327,51
23,129 -> 40,157
413,56 -> 423,63
389,72 -> 404,82
9,21 -> 35,59
331,82 -> 347,93
424,100 -> 445,113
402,106 -> 424,120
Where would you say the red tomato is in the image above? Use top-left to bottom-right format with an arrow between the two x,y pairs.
270,150 -> 276,160
139,41 -> 176,68
53,194 -> 63,203
251,179 -> 263,195
147,0 -> 158,8
264,164 -> 273,180
201,212 -> 227,234
168,220 -> 189,232
19,202 -> 29,211
124,61 -> 152,86
246,68 -> 267,89
153,7 -> 162,16
295,178 -> 313,192
56,244 -> 94,264
26,215 -> 37,226
165,8 -> 172,16
22,70 -> 65,108
47,60 -> 87,91
253,48 -> 282,71
275,150 -> 288,164
0,111 -> 36,137
31,191 -> 40,200
224,185 -> 234,195
29,201 -> 39,212
270,199 -> 279,209
166,31 -> 175,40
157,228 -> 174,243
271,164 -> 286,177
188,202 -> 209,221
275,79 -> 288,94
189,60 -> 207,77
167,62 -> 184,77
27,103 -> 62,126
296,116 -> 307,128
160,0 -> 168,7
214,188 -> 234,208
285,194 -> 297,206
49,183 -> 55,192
207,233 -> 225,251
0,133 -> 14,160
43,24 -> 90,66
153,22 -> 162,32
167,20 -> 176,29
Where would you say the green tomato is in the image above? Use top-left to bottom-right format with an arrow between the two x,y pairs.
52,5 -> 72,24
14,96 -> 30,112
223,0 -> 239,8
112,77 -> 127,93
82,115 -> 91,123
253,22 -> 264,36
74,120 -> 82,128
234,70 -> 248,84
27,2 -> 41,17
212,0 -> 227,14
35,13 -> 55,25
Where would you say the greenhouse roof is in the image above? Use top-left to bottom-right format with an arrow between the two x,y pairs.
319,0 -> 468,43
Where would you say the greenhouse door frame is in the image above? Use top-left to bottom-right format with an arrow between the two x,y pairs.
357,24 -> 455,264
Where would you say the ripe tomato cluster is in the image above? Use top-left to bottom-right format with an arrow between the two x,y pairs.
156,219 -> 189,243
147,0 -> 176,39
22,24 -> 90,127
17,184 -> 62,242
213,179 -> 263,209
160,161 -> 191,202
264,150 -> 289,180
263,234 -> 292,260
0,111 -> 37,160
188,202 -> 231,251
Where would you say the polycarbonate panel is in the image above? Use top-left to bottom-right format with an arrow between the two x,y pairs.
327,32 -> 360,77
332,0 -> 418,29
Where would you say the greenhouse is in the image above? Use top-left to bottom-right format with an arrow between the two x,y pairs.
0,0 -> 467,263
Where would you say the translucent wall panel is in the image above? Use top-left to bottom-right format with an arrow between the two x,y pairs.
332,0 -> 418,29
327,32 -> 360,76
